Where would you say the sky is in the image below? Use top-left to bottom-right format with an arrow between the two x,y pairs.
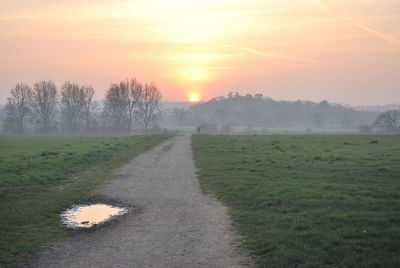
1,0 -> 400,105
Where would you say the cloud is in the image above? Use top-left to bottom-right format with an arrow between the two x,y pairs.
310,0 -> 400,47
311,0 -> 334,14
171,53 -> 243,62
355,22 -> 400,46
220,45 -> 319,64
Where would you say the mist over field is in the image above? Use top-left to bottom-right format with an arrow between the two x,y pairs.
161,94 -> 379,129
2,89 -> 400,135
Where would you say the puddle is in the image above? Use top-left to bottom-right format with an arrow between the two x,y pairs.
60,203 -> 128,228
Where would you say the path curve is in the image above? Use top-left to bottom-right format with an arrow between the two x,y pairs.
30,135 -> 252,268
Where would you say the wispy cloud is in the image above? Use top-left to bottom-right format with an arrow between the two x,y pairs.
311,0 -> 334,14
311,0 -> 400,47
171,53 -> 243,62
221,45 -> 319,64
355,22 -> 400,46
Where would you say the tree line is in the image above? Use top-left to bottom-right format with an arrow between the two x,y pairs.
167,92 -> 378,129
163,92 -> 400,134
3,78 -> 162,134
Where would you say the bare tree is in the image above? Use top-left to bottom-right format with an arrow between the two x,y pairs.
60,81 -> 86,133
135,83 -> 162,131
4,103 -> 18,134
372,110 -> 400,133
5,83 -> 32,134
82,85 -> 95,134
103,83 -> 129,132
30,80 -> 57,133
119,78 -> 141,133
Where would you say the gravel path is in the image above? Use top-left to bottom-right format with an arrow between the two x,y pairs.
31,135 -> 252,268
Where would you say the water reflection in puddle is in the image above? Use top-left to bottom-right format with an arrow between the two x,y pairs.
61,204 -> 128,228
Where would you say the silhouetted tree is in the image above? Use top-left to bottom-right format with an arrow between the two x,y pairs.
5,83 -> 32,134
103,83 -> 129,132
372,110 -> 400,134
30,80 -> 57,133
135,83 -> 162,131
82,85 -> 95,134
61,81 -> 85,133
3,103 -> 18,133
124,78 -> 141,132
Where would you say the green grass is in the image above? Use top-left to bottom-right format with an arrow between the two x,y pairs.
192,135 -> 400,267
0,135 -> 170,266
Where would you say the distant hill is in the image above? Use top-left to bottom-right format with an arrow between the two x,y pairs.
178,93 -> 378,128
354,104 -> 400,113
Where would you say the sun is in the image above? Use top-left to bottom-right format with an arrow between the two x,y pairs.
188,93 -> 200,103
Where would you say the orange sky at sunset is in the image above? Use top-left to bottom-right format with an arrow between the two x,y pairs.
1,0 -> 399,105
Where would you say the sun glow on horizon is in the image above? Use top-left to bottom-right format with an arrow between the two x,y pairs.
188,93 -> 200,103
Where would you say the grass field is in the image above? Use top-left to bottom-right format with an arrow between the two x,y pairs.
0,135 -> 169,266
192,135 -> 400,267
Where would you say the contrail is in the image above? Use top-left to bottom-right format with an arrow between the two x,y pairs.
355,22 -> 400,46
220,45 -> 319,64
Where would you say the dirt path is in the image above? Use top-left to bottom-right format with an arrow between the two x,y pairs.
30,135 -> 252,268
